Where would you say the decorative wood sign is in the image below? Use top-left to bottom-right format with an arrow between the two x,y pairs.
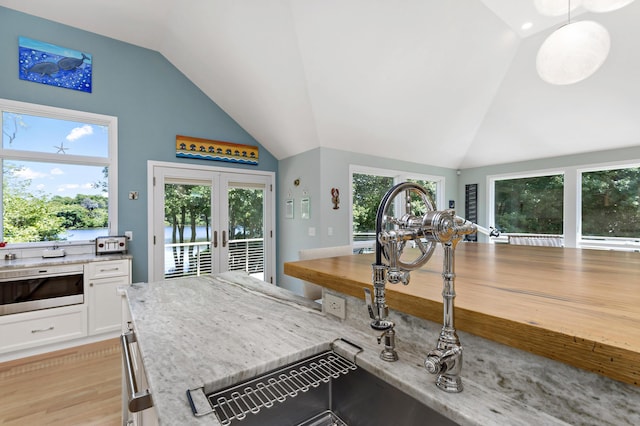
176,135 -> 259,165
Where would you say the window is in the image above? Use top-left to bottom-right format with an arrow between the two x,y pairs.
1,99 -> 117,244
489,162 -> 640,251
350,166 -> 443,252
493,173 -> 564,234
581,165 -> 640,240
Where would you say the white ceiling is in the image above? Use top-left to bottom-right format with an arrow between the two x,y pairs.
2,0 -> 639,169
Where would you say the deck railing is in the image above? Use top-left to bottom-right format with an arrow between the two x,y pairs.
164,238 -> 264,279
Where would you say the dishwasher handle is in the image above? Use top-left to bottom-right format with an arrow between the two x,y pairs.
121,331 -> 154,413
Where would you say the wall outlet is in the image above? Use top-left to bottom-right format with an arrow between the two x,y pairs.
324,293 -> 346,320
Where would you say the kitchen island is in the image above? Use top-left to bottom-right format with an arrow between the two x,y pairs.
124,271 -> 640,425
285,243 -> 640,386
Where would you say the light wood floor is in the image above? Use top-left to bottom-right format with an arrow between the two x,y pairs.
0,339 -> 121,426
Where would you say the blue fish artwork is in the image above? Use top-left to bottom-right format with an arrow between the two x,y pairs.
18,37 -> 92,93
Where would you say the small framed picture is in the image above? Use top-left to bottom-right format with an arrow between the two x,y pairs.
301,197 -> 310,220
285,199 -> 294,219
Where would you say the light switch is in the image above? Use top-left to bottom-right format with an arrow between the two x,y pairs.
308,227 -> 316,237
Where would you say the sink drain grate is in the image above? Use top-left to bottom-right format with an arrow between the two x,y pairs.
208,351 -> 356,425
296,410 -> 348,426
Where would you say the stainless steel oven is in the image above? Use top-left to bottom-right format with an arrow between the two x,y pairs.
0,264 -> 84,316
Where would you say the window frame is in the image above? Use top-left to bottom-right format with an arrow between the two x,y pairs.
488,160 -> 640,251
0,98 -> 118,247
349,164 -> 445,252
577,161 -> 640,251
488,168 -> 566,243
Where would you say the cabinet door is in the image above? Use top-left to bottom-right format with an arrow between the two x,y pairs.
88,274 -> 129,335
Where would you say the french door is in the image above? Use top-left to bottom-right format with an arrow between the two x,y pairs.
148,162 -> 274,283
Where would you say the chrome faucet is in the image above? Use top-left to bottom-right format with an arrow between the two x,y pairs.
365,182 -> 493,393
364,182 -> 433,362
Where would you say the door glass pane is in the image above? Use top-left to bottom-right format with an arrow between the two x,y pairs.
163,183 -> 212,279
227,185 -> 264,280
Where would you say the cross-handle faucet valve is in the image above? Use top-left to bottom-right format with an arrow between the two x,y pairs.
366,182 -> 497,392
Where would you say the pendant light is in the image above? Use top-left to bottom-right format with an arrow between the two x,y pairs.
536,0 -> 611,85
583,0 -> 635,12
534,0 -> 583,16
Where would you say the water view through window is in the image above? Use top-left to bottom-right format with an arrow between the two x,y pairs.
1,105 -> 113,244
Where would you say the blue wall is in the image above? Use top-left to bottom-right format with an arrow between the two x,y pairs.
0,7 -> 278,282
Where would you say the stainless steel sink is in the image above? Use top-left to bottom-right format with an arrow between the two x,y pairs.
189,351 -> 458,426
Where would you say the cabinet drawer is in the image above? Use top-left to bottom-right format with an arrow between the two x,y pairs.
0,307 -> 86,353
87,260 -> 129,279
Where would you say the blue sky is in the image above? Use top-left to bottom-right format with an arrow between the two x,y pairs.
3,112 -> 108,198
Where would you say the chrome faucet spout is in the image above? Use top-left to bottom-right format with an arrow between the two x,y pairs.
365,182 -> 489,392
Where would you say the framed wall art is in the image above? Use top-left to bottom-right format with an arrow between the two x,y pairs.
301,197 -> 310,220
176,135 -> 259,165
285,199 -> 294,219
19,37 -> 92,93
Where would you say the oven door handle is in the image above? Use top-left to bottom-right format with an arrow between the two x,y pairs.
121,331 -> 154,413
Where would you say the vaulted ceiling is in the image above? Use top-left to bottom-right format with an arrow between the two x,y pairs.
2,0 -> 639,169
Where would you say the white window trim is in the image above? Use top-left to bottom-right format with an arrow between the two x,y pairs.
577,160 -> 640,251
349,164 -> 445,251
147,160 -> 276,283
0,98 -> 118,247
487,159 -> 640,251
487,168 -> 566,244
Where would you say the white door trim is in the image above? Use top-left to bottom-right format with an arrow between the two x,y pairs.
147,160 -> 276,283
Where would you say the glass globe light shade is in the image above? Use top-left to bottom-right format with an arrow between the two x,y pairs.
536,20 -> 610,85
534,0 -> 583,16
583,0 -> 635,12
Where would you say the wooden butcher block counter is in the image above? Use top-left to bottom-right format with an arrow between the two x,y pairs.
284,243 -> 640,386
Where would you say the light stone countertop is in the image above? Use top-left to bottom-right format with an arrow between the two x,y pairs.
0,252 -> 131,270
125,272 -> 640,426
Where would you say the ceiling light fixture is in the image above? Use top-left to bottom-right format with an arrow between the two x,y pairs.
583,0 -> 636,12
536,0 -> 610,85
534,0 -> 583,16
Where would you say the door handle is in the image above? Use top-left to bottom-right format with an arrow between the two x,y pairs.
222,230 -> 227,248
121,331 -> 153,412
213,231 -> 218,248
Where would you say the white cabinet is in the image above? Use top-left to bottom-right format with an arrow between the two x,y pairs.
0,257 -> 132,361
86,259 -> 131,335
